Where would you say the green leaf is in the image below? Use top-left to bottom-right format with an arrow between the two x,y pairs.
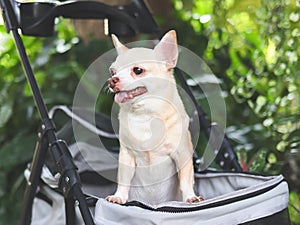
263,118 -> 273,127
0,133 -> 36,172
0,101 -> 13,127
289,192 -> 300,223
0,171 -> 6,198
256,95 -> 267,106
267,153 -> 277,164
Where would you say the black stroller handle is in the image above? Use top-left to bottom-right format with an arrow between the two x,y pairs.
19,1 -> 137,36
1,0 -> 159,37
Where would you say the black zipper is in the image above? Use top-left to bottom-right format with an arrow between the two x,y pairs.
123,178 -> 284,213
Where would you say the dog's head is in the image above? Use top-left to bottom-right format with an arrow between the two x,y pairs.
107,30 -> 178,104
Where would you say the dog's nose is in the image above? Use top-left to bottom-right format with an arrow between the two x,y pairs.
107,76 -> 120,90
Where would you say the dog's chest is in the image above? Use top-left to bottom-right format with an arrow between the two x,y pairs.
119,111 -> 168,151
127,113 -> 154,140
118,98 -> 189,161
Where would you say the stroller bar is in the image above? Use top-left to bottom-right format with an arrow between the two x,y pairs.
0,1 -> 95,224
21,131 -> 49,225
174,68 -> 242,172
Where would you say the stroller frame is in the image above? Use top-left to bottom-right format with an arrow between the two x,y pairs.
0,1 -> 242,224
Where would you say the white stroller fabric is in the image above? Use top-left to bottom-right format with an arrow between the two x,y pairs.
95,173 -> 289,225
49,105 -> 118,139
27,142 -> 117,225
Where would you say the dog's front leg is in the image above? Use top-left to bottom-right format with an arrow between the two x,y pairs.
173,140 -> 204,203
178,158 -> 203,203
106,146 -> 135,204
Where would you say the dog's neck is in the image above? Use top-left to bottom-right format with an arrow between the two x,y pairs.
119,92 -> 186,123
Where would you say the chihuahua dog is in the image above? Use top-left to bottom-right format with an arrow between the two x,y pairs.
106,30 -> 203,205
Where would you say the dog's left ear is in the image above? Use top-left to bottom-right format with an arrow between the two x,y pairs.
154,30 -> 178,69
112,34 -> 128,55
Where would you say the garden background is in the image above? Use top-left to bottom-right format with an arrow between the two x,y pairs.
0,0 -> 299,224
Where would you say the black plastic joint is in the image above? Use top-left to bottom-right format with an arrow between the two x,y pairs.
49,140 -> 81,197
41,118 -> 56,135
60,169 -> 82,197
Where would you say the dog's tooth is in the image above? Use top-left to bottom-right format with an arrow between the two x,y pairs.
115,91 -> 127,103
134,88 -> 139,96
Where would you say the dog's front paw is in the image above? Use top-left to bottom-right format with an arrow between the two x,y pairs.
105,195 -> 128,204
186,196 -> 205,203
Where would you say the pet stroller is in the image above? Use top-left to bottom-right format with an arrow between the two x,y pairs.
0,0 -> 291,224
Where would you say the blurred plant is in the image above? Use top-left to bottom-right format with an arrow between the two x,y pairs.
172,0 -> 300,177
0,19 -> 113,224
0,25 -> 43,224
289,192 -> 300,225
172,0 -> 300,221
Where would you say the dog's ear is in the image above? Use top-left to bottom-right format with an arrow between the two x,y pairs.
111,34 -> 128,55
154,30 -> 178,69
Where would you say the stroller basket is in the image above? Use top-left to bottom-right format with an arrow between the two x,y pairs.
27,106 -> 290,225
96,173 -> 289,225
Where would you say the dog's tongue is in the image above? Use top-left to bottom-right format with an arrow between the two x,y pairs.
114,87 -> 147,103
114,91 -> 128,103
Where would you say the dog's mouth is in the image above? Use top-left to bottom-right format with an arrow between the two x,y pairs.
114,86 -> 147,103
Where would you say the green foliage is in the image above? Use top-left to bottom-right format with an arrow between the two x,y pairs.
173,0 -> 300,175
0,19 -> 110,224
289,192 -> 300,224
172,0 -> 300,221
0,23 -> 60,224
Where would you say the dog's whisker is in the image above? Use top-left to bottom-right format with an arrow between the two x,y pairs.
100,85 -> 112,95
104,86 -> 110,94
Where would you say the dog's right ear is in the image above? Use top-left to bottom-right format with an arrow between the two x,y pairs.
154,30 -> 178,70
111,34 -> 128,55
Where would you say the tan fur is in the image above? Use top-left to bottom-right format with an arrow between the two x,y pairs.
105,30 -> 203,205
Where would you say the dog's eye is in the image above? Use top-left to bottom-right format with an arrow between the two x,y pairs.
132,67 -> 144,75
109,68 -> 116,76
